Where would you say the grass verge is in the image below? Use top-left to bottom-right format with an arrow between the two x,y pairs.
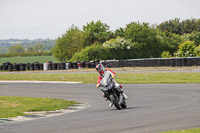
160,128 -> 200,133
0,73 -> 200,84
0,96 -> 77,118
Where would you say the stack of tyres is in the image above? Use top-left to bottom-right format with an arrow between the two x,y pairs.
65,62 -> 72,69
20,63 -> 26,71
43,63 -> 48,70
3,62 -> 12,71
72,62 -> 78,69
13,63 -> 20,71
86,61 -> 90,68
48,62 -> 53,70
34,62 -> 40,70
68,62 -> 72,69
90,61 -> 96,68
39,63 -> 43,70
0,65 -> 3,71
8,64 -> 13,71
26,63 -> 30,70
77,62 -> 82,69
2,63 -> 7,71
52,63 -> 57,70
61,62 -> 66,70
81,61 -> 86,68
57,63 -> 65,70
57,63 -> 61,70
30,63 -> 35,71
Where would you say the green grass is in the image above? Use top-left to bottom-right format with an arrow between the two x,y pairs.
0,56 -> 57,65
0,96 -> 77,118
160,128 -> 200,133
0,73 -> 200,84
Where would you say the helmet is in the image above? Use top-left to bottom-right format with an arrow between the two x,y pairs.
96,64 -> 105,74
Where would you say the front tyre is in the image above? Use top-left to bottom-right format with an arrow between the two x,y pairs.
109,94 -> 121,110
121,100 -> 127,109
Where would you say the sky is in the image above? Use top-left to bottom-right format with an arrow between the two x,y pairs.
0,0 -> 200,40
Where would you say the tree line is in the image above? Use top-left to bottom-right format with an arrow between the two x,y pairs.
52,18 -> 200,62
0,39 -> 56,54
0,44 -> 52,58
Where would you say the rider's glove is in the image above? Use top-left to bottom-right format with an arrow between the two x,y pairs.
112,74 -> 115,79
96,83 -> 100,88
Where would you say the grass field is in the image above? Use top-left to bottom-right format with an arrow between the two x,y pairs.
0,56 -> 57,65
0,96 -> 77,118
0,72 -> 200,84
160,128 -> 200,133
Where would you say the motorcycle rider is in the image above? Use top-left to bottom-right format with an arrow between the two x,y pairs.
96,64 -> 128,107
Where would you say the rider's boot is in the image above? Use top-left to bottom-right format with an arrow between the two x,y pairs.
102,92 -> 106,98
109,102 -> 113,107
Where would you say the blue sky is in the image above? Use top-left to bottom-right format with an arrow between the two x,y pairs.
0,0 -> 199,39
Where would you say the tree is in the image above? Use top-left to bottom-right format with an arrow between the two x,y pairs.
156,30 -> 183,55
33,44 -> 44,52
27,47 -> 34,52
82,20 -> 113,47
158,18 -> 181,35
158,18 -> 200,35
188,31 -> 200,46
52,25 -> 83,62
124,22 -> 163,58
115,27 -> 125,37
8,45 -> 25,54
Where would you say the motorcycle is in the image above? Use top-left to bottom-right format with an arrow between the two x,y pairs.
99,71 -> 127,110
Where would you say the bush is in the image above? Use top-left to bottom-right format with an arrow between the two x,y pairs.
103,37 -> 143,60
194,45 -> 200,56
71,44 -> 109,62
161,51 -> 171,58
175,41 -> 196,57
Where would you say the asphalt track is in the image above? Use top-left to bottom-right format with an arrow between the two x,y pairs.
0,83 -> 200,133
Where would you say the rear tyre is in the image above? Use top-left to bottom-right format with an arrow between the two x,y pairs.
109,94 -> 121,110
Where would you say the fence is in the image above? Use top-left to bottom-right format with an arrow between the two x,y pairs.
0,57 -> 200,72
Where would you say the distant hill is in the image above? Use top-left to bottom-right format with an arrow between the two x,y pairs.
0,39 -> 56,54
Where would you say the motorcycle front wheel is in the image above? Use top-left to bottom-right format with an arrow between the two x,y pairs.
109,94 -> 121,110
121,100 -> 127,109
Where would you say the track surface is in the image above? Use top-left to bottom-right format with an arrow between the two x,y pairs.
0,83 -> 200,133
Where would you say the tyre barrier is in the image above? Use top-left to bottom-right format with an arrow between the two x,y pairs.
8,65 -> 13,72
72,62 -> 78,69
0,62 -> 45,71
104,57 -> 200,68
77,62 -> 82,69
1,57 -> 200,72
48,62 -> 53,70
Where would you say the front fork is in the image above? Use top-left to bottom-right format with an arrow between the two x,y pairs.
105,90 -> 123,105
